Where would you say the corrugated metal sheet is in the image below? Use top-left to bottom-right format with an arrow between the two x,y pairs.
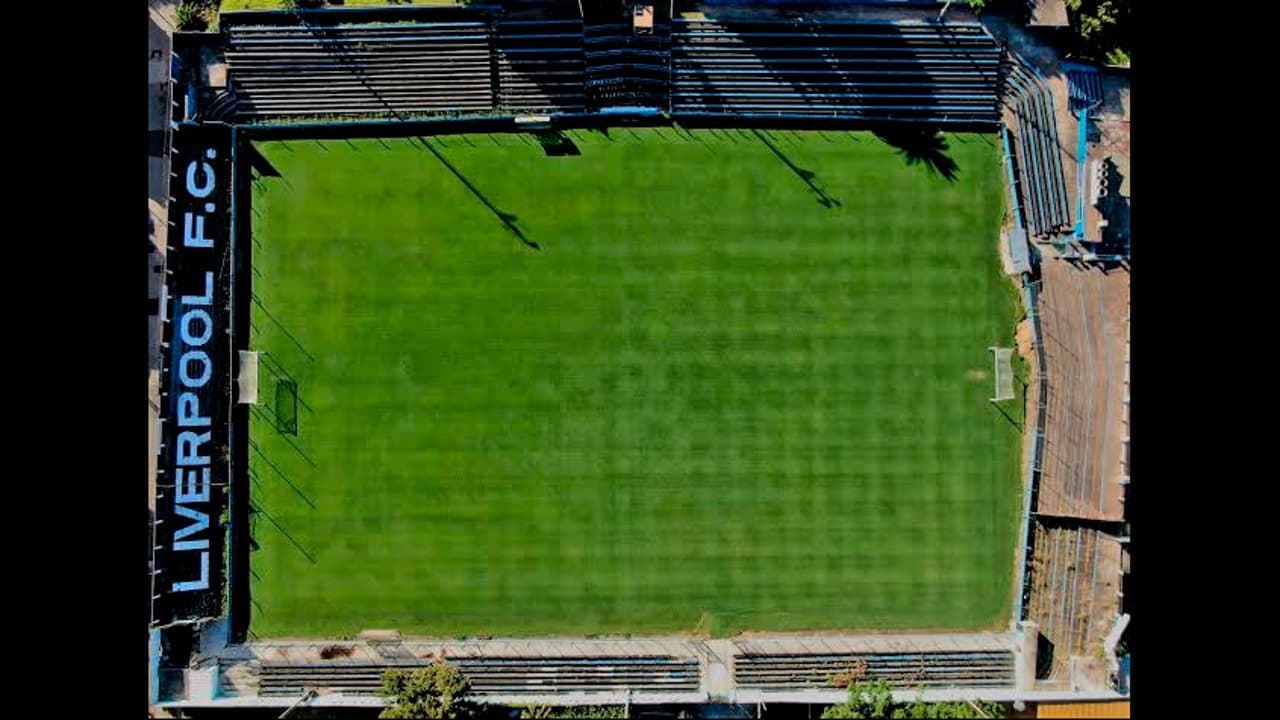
1037,701 -> 1131,718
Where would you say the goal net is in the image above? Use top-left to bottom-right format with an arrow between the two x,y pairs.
989,347 -> 1015,402
237,350 -> 259,405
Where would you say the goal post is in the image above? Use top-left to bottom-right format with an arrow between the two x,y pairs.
237,350 -> 259,405
988,347 -> 1015,402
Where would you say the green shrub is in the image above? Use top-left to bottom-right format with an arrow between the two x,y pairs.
380,662 -> 478,719
518,706 -> 626,719
176,2 -> 209,31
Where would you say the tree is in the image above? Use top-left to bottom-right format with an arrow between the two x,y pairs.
822,680 -> 1007,719
1063,0 -> 1131,64
380,662 -> 478,719
175,1 -> 210,31
822,680 -> 899,719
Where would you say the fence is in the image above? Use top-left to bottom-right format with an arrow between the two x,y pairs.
1001,124 -> 1023,230
1012,277 -> 1048,626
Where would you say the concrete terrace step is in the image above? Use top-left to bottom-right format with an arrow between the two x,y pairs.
252,658 -> 702,697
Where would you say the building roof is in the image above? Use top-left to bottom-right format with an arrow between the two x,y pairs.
1037,701 -> 1131,718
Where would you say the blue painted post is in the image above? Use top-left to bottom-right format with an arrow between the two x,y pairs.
1001,124 -> 1024,230
1076,106 -> 1088,241
150,628 -> 161,704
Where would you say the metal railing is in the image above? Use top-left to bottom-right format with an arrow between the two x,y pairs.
1013,277 -> 1047,625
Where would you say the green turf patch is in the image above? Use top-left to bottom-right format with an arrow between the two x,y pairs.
247,128 -> 1023,638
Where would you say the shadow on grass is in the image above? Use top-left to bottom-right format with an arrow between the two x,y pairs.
248,403 -> 316,468
873,125 -> 960,182
251,294 -> 315,361
415,136 -> 540,251
250,501 -> 316,565
249,438 -> 316,510
751,128 -> 841,208
246,143 -> 281,178
991,401 -> 1022,432
534,130 -> 581,157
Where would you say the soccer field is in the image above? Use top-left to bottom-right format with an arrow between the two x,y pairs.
247,127 -> 1023,638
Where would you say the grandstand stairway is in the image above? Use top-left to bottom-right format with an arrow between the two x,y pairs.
582,4 -> 671,111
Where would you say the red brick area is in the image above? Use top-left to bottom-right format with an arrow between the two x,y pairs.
1027,523 -> 1122,678
1036,261 -> 1128,521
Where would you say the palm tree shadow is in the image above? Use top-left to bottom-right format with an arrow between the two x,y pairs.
872,125 -> 960,183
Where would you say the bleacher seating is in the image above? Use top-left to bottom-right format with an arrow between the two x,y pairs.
1004,58 -> 1071,237
734,650 -> 1016,690
1065,63 -> 1104,111
670,18 -> 1002,123
252,656 -> 701,697
224,21 -> 496,120
218,12 -> 1047,139
495,19 -> 587,114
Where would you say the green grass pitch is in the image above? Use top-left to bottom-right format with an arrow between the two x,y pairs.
247,127 -> 1023,638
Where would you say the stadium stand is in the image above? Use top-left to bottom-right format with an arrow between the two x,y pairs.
730,634 -> 1017,691
244,656 -> 700,697
1027,523 -> 1123,679
734,651 -> 1015,690
669,18 -> 1003,123
224,20 -> 496,120
1033,261 -> 1127,522
495,18 -> 588,114
1003,57 -> 1071,238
